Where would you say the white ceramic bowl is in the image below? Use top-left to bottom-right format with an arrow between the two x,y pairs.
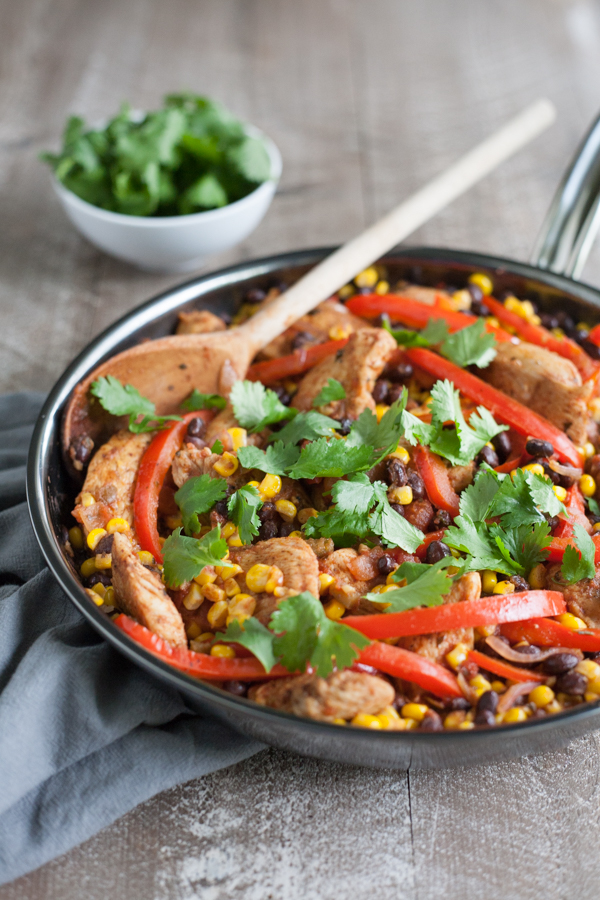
51,126 -> 282,273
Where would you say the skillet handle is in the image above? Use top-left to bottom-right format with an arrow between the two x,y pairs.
532,113 -> 600,278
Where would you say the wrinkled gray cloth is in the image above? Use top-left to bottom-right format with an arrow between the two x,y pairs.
0,393 -> 263,886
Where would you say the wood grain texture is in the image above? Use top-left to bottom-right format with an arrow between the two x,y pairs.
3,0 -> 600,897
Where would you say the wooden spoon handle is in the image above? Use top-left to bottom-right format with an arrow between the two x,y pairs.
238,99 -> 556,350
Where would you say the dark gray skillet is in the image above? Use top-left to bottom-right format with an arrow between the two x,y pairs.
27,115 -> 600,770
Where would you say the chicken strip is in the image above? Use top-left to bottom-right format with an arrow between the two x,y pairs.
292,327 -> 397,419
249,670 -> 394,722
546,564 -> 600,628
319,547 -> 381,611
258,298 -> 368,361
111,533 -> 187,647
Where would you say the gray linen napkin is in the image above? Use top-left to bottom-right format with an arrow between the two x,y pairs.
0,393 -> 263,886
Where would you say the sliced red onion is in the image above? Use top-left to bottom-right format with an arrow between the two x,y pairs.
457,670 -> 479,705
547,460 -> 582,479
485,636 -> 583,665
497,681 -> 540,715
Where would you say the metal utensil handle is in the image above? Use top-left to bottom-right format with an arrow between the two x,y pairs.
532,113 -> 600,278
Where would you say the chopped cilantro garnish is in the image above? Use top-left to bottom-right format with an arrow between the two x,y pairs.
384,317 -> 448,348
181,389 -> 226,411
227,484 -> 263,544
364,557 -> 456,611
561,523 -> 596,584
215,617 -> 278,672
90,375 -> 182,433
237,442 -> 301,476
211,439 -> 224,454
162,526 -> 228,588
312,378 -> 347,407
386,317 -> 497,369
588,497 -> 600,516
272,410 -> 340,446
287,437 -> 376,480
174,474 -> 228,535
346,393 -> 407,458
230,380 -> 296,433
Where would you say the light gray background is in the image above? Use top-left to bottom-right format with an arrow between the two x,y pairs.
3,0 -> 600,897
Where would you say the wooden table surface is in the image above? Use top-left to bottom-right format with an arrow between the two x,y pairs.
3,0 -> 600,896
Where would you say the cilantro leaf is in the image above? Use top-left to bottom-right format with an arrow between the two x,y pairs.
346,393 -> 408,457
524,470 -> 568,519
237,442 -> 301,476
181,389 -> 226,411
312,378 -> 347,408
367,483 -> 424,552
490,521 -> 551,575
490,468 -> 543,527
384,317 -> 449,348
589,497 -> 600,516
444,514 -> 514,574
272,410 -> 340,446
211,439 -> 224,454
310,617 -> 370,677
287,437 -> 376,479
215,618 -> 278,672
230,380 -> 296,432
174,474 -> 228,535
227,484 -> 263,544
90,375 -> 182,433
162,526 -> 227,588
458,468 -> 501,522
440,319 -> 497,368
561,523 -> 596,584
364,557 -> 455,611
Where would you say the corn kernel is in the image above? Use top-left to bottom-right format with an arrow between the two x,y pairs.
386,569 -> 400,585
470,674 -> 493,697
297,507 -> 318,525
207,600 -> 228,629
319,572 -> 335,593
545,699 -> 562,714
377,706 -> 402,729
80,492 -> 95,507
529,685 -> 555,708
552,484 -> 568,502
579,474 -> 596,497
375,280 -> 390,295
482,570 -> 497,593
228,594 -> 256,619
389,485 -> 413,505
390,446 -> 410,464
194,565 -> 217,586
459,721 -> 475,730
584,442 -> 596,459
91,582 -> 106,599
215,562 -> 242,580
585,691 -> 600,702
450,289 -> 472,311
446,643 -> 470,670
504,295 -> 523,315
502,707 -> 528,724
88,588 -> 104,606
493,580 -> 515,595
324,598 -> 345,621
486,316 -> 500,329
401,703 -> 428,722
469,272 -> 493,295
137,550 -> 155,566
444,711 -> 466,729
475,624 -> 497,639
201,583 -> 227,604
259,473 -> 282,499
80,557 -> 97,578
587,677 -> 600,695
289,530 -> 304,539
68,526 -> 84,550
402,717 -> 418,730
213,452 -> 239,478
104,586 -> 115,607
223,577 -> 241,598
87,527 -> 107,551
375,404 -> 390,423
338,284 -> 354,299
275,499 -> 297,522
273,586 -> 287,598
576,658 -> 600,679
221,522 -> 237,540
491,680 -> 506,693
227,532 -> 243,548
183,583 -> 204,611
521,463 -> 545,477
528,563 -> 546,590
244,564 -> 270,593
594,522 -> 600,534
210,644 -> 236,659
329,325 -> 352,341
94,553 -> 112,570
351,713 -> 381,729
557,613 -> 588,631
186,621 -> 202,640
354,266 -> 379,288
521,300 -> 536,319
226,427 -> 247,451
106,517 -> 129,534
265,565 -> 284,593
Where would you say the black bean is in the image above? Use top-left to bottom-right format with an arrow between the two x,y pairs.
420,709 -> 443,731
509,575 -> 530,593
245,288 -> 266,304
476,689 -> 499,716
378,554 -> 397,576
541,652 -> 581,676
425,540 -> 451,564
258,501 -> 278,522
407,470 -> 425,501
73,436 -> 94,466
582,341 -> 600,362
492,431 -> 512,463
545,514 -> 560,532
446,696 -> 471,711
272,385 -> 291,406
372,380 -> 390,404
555,670 -> 587,695
337,417 -> 353,436
433,509 -> 452,529
385,458 -> 408,487
559,470 -> 577,489
374,313 -> 391,329
387,361 -> 414,383
388,384 -> 406,404
577,327 -> 590,343
214,499 -> 229,518
87,571 -> 112,587
94,533 -> 114,555
258,520 -> 279,541
186,417 -> 206,438
540,460 -> 562,485
474,708 -> 496,727
223,680 -> 248,697
291,331 -> 314,350
467,283 -> 484,304
390,502 -> 405,517
477,445 -> 499,468
186,436 -> 207,451
588,513 -> 600,527
279,521 -> 296,538
540,312 -> 560,331
526,438 -> 554,458
270,280 -> 288,294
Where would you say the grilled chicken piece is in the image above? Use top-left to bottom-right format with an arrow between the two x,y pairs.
257,298 -> 368,361
395,285 -> 449,306
171,443 -> 246,489
397,572 -> 480,665
319,547 -> 381,611
480,341 -> 592,447
230,535 -> 320,624
176,310 -> 227,334
111,533 -> 187,647
448,461 -> 476,493
249,670 -> 394,722
292,327 -> 397,419
72,430 -> 151,538
546,564 -> 600,628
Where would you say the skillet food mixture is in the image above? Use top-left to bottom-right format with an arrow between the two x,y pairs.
65,268 -> 600,731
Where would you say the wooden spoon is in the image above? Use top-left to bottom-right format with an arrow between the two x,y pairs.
63,99 -> 555,469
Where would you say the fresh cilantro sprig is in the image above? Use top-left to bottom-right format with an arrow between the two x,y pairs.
386,317 -> 497,369
271,410 -> 340,446
174,474 -> 228,535
312,378 -> 347,408
181,389 -> 226,411
215,617 -> 278,672
364,557 -> 456,611
237,442 -> 301,476
384,317 -> 448,348
227,484 -> 263,544
90,375 -> 182,433
345,393 -> 408,460
162,526 -> 228,588
230,380 -> 296,433
561,523 -> 596,584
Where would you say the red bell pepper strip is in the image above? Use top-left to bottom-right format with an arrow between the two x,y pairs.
467,649 -> 546,684
343,591 -> 567,641
115,614 -> 291,680
133,410 -> 212,564
247,339 -> 349,383
588,324 -> 600,348
415,530 -> 447,560
413,445 -> 460,517
346,294 -> 514,343
483,295 -> 599,381
494,431 -> 527,474
358,641 -> 462,699
500,617 -> 600,652
404,347 -> 584,468
546,533 -> 600,564
553,485 -> 590,539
